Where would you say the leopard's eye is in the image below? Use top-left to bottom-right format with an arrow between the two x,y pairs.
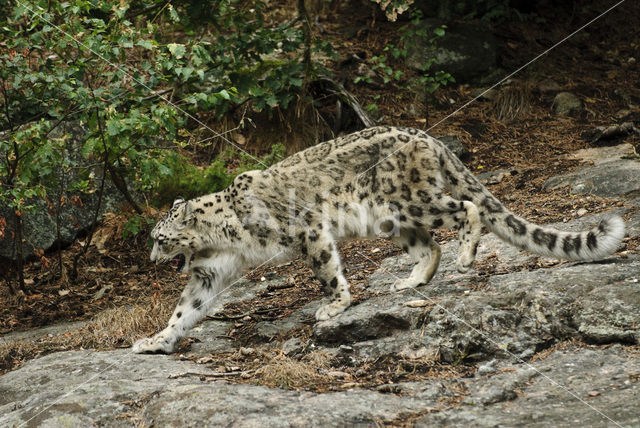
158,239 -> 165,247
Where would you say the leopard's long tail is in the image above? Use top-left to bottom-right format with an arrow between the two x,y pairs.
435,140 -> 625,261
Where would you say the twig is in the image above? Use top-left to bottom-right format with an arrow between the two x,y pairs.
206,308 -> 274,321
267,281 -> 295,291
168,370 -> 255,379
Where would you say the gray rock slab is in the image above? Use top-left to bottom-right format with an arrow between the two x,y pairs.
313,232 -> 639,362
313,293 -> 425,344
252,300 -> 318,341
436,135 -> 469,159
186,319 -> 237,355
0,320 -> 87,344
417,346 -> 640,427
187,276 -> 295,353
141,382 -> 445,427
544,143 -> 640,199
0,349 -> 449,427
0,350 -> 216,427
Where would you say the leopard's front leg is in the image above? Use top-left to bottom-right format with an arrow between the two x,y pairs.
133,257 -> 237,354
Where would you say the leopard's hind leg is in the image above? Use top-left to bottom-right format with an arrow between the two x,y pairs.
391,227 -> 441,291
404,193 -> 481,275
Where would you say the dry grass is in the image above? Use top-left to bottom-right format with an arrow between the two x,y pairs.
490,81 -> 533,123
254,350 -> 332,390
0,299 -> 173,374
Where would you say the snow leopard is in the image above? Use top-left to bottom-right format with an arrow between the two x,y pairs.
132,126 -> 625,354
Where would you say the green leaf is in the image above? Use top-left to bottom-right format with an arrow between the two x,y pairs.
265,94 -> 278,107
248,86 -> 265,97
106,120 -> 121,136
119,37 -> 133,48
136,39 -> 154,50
168,5 -> 180,22
167,43 -> 186,59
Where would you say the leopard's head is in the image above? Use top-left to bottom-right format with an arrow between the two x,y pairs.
150,198 -> 199,272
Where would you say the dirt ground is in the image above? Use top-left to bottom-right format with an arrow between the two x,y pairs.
1,1 -> 640,376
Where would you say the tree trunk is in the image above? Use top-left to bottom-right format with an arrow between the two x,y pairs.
14,212 -> 28,294
108,164 -> 143,214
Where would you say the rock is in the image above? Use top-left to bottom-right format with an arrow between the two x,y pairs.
0,350 -> 450,427
313,294 -> 424,343
253,300 -> 318,341
356,63 -> 376,81
536,78 -> 562,93
614,109 -> 633,120
477,359 -> 498,375
583,121 -> 640,145
417,347 -> 640,427
477,169 -> 512,185
0,121 -> 130,261
552,92 -> 583,116
573,277 -> 640,344
544,144 -> 640,198
566,143 -> 638,166
406,20 -> 497,83
309,204 -> 639,363
281,337 -> 305,355
436,135 -> 469,159
476,384 -> 518,405
186,319 -> 237,355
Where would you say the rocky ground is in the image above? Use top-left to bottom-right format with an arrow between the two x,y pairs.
1,144 -> 639,427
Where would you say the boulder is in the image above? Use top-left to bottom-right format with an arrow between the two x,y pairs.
552,92 -> 582,116
436,135 -> 469,159
406,20 -> 497,83
0,121 -> 129,260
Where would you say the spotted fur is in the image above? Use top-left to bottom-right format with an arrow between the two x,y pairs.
132,126 -> 625,354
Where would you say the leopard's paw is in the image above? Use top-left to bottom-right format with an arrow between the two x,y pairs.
390,278 -> 419,291
315,302 -> 348,321
132,335 -> 175,354
455,255 -> 473,273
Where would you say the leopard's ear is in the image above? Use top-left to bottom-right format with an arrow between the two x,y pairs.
172,198 -> 185,208
179,200 -> 197,226
182,200 -> 193,218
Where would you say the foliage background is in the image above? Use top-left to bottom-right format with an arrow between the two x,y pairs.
0,0 -> 515,292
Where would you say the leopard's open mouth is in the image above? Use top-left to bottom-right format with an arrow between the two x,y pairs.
172,254 -> 186,271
